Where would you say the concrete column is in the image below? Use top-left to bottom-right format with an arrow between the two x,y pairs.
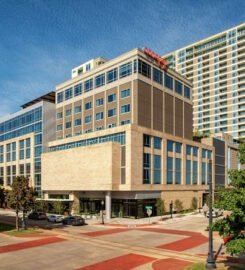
105,191 -> 111,220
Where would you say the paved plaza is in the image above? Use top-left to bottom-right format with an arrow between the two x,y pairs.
0,213 -> 243,270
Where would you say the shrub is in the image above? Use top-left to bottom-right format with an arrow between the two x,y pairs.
156,198 -> 165,216
174,199 -> 183,213
191,197 -> 198,210
226,238 -> 245,256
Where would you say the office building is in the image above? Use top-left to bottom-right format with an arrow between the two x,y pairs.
0,92 -> 56,196
41,48 -> 215,218
163,23 -> 245,139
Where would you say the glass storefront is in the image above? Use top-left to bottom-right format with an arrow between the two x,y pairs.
80,197 -> 157,218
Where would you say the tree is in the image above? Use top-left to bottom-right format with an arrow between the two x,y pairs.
191,197 -> 198,210
174,199 -> 183,213
213,142 -> 245,255
34,200 -> 48,212
156,198 -> 166,216
52,201 -> 64,215
0,187 -> 6,208
6,177 -> 36,231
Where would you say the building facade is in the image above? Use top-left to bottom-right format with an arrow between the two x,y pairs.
0,93 -> 56,196
163,23 -> 245,139
41,48 -> 215,218
200,133 -> 241,188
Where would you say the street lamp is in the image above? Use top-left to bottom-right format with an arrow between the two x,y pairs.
206,159 -> 216,269
101,200 -> 104,225
169,200 -> 173,219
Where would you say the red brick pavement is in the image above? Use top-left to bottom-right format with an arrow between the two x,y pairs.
77,253 -> 156,270
0,237 -> 66,253
138,228 -> 208,252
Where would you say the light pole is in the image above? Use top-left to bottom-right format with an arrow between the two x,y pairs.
206,159 -> 216,269
169,200 -> 173,219
101,200 -> 104,225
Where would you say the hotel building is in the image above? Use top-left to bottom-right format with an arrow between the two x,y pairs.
41,48 -> 215,218
0,93 -> 56,196
163,23 -> 245,139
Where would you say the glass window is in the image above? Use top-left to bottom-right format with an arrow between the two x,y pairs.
84,79 -> 93,92
65,109 -> 72,116
85,115 -> 92,124
95,73 -> 105,88
19,164 -> 24,175
121,104 -> 130,114
202,149 -> 207,158
74,105 -> 82,113
108,108 -> 116,117
57,124 -> 63,131
57,92 -> 63,103
167,140 -> 174,152
143,134 -> 151,147
164,74 -> 173,90
85,102 -> 92,110
186,160 -> 191,184
193,146 -> 198,157
202,162 -> 206,185
138,59 -> 151,78
153,68 -> 163,84
175,80 -> 183,95
108,93 -> 116,103
207,150 -> 212,159
86,63 -> 91,71
143,153 -> 151,184
175,142 -> 182,153
57,112 -> 63,119
119,62 -> 132,78
167,157 -> 173,184
121,120 -> 130,125
35,134 -> 42,145
121,89 -> 130,98
26,148 -> 30,159
186,145 -> 192,155
74,83 -> 82,96
154,137 -> 161,149
65,121 -> 72,129
193,161 -> 198,184
106,68 -> 118,83
74,118 -> 81,126
175,158 -> 182,184
96,112 -> 104,121
184,85 -> 190,98
96,98 -> 103,107
153,155 -> 161,184
65,88 -> 73,100
35,146 -> 42,157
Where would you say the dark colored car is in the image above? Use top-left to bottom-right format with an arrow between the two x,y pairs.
28,212 -> 47,220
62,216 -> 85,226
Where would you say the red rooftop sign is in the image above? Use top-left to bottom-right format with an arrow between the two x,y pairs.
143,47 -> 168,70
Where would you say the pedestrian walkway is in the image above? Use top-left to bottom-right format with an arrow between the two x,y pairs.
0,236 -> 66,253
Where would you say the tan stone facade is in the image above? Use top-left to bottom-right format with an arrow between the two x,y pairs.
40,48 -> 219,218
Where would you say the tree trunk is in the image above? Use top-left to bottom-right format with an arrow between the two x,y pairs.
16,210 -> 19,231
22,211 -> 26,229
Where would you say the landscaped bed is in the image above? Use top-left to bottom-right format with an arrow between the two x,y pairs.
0,222 -> 42,236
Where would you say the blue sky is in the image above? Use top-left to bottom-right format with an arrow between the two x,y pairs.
0,0 -> 244,117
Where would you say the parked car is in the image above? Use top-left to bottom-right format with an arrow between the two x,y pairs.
47,214 -> 64,223
62,216 -> 85,226
28,212 -> 47,220
207,208 -> 223,218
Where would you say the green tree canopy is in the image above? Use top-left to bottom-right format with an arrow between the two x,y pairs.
6,176 -> 36,230
214,142 -> 245,255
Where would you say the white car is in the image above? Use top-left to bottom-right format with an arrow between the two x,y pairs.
207,208 -> 223,218
47,214 -> 64,223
